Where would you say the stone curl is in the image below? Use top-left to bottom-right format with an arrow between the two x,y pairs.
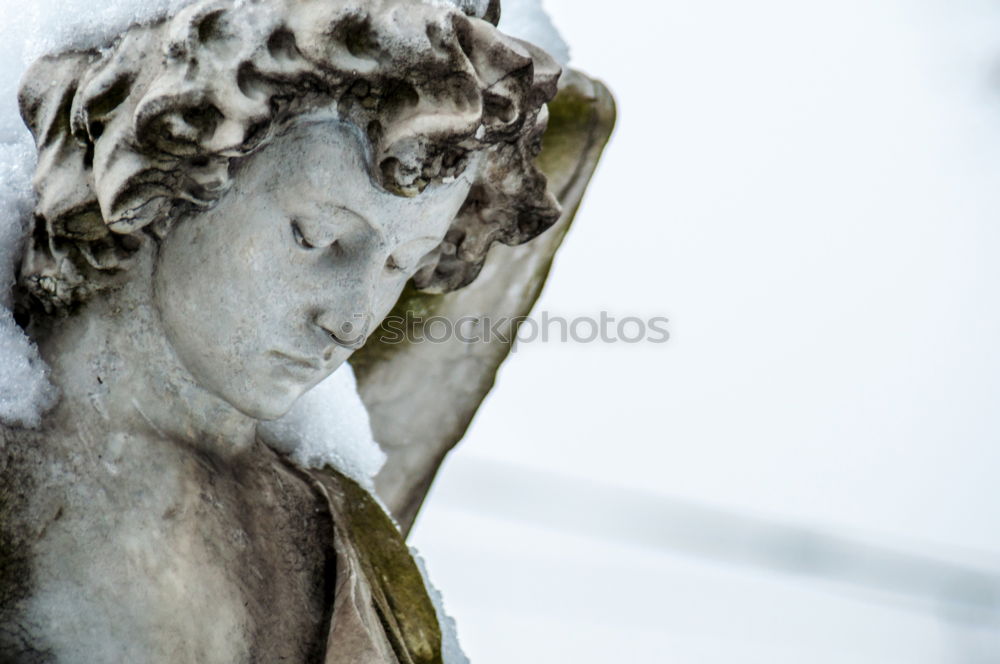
17,0 -> 560,310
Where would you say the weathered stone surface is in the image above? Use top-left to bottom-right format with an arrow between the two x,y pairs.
0,0 -> 614,660
0,0 -> 595,660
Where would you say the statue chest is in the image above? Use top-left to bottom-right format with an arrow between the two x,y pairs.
4,433 -> 335,663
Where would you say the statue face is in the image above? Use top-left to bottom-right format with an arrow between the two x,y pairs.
153,122 -> 471,420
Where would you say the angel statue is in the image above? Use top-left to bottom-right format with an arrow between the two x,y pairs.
0,0 -> 614,661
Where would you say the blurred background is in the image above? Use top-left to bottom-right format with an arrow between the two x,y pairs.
410,0 -> 1000,661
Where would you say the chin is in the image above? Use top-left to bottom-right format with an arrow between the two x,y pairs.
229,382 -> 306,422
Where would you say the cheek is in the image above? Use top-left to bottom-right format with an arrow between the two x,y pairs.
370,272 -> 411,321
215,235 -> 310,352
156,211 -> 285,365
155,233 -> 232,373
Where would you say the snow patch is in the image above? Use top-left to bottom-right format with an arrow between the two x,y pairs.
257,364 -> 386,491
0,138 -> 56,428
0,308 -> 57,429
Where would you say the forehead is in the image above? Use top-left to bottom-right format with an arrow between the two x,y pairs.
243,120 -> 473,244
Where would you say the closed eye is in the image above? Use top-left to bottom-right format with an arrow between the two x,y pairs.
290,219 -> 318,250
385,255 -> 407,273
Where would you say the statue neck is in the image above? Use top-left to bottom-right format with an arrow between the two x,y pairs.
36,245 -> 257,457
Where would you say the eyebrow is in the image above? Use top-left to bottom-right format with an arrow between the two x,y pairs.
301,202 -> 380,241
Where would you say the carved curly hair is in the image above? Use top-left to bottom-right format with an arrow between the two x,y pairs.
16,0 -> 560,311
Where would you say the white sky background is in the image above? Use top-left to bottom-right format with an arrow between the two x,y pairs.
411,0 -> 1000,661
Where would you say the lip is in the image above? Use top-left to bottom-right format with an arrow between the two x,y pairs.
270,350 -> 323,374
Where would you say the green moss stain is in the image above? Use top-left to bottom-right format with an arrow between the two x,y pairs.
326,469 -> 443,664
537,85 -> 597,182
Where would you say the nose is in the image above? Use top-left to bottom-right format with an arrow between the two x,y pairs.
315,310 -> 372,350
312,253 -> 387,352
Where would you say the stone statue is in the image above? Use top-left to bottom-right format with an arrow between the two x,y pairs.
0,0 -> 615,661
